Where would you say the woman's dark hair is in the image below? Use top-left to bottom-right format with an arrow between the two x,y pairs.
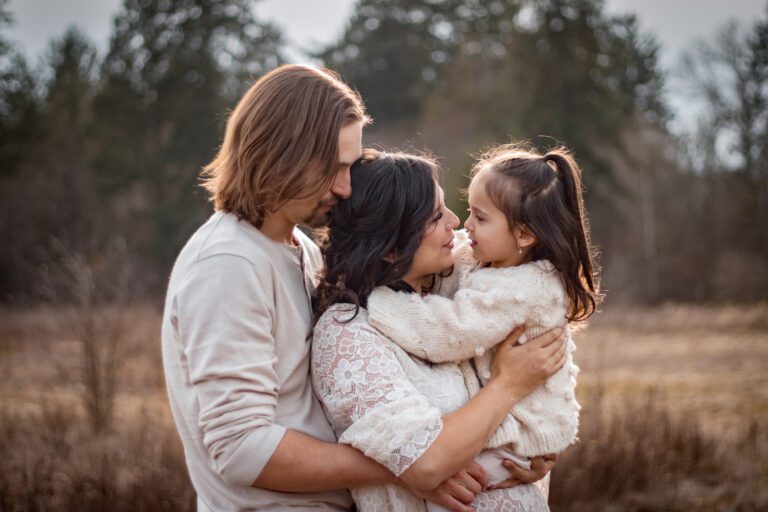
314,149 -> 440,320
472,143 -> 602,322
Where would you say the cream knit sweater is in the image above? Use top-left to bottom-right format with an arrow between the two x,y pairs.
367,231 -> 580,457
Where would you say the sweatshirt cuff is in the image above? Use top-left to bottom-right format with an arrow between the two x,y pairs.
219,423 -> 288,487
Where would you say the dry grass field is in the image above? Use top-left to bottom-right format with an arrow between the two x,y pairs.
0,302 -> 766,511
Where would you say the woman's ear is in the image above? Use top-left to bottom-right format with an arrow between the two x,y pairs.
514,225 -> 538,250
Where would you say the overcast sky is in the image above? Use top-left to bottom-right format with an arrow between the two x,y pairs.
5,0 -> 768,132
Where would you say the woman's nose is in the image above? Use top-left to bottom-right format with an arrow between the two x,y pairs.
448,209 -> 460,229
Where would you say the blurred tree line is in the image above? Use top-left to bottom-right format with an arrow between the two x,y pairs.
0,0 -> 766,304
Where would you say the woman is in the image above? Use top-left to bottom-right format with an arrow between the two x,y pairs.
311,150 -> 566,511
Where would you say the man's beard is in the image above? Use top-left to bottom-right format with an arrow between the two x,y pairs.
301,200 -> 336,228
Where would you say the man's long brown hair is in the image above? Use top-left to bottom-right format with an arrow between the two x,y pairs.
473,143 -> 602,322
201,65 -> 368,227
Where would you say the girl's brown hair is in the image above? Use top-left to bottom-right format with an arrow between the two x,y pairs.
473,143 -> 602,321
201,65 -> 369,228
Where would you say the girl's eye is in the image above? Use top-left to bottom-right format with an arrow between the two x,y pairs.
433,211 -> 444,223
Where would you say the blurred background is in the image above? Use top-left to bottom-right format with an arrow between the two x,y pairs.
0,0 -> 766,510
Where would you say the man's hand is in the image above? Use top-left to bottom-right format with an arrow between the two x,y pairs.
488,453 -> 558,490
410,461 -> 488,512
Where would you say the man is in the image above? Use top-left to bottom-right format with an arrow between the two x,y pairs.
161,64 -> 552,511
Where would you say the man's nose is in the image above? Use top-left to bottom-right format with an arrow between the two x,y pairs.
331,167 -> 352,199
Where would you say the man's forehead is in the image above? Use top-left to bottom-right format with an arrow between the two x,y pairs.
338,122 -> 363,164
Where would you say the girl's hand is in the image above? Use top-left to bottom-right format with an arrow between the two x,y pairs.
490,325 -> 566,401
409,461 -> 488,512
488,453 -> 559,490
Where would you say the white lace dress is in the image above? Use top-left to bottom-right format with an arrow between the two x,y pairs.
312,304 -> 549,512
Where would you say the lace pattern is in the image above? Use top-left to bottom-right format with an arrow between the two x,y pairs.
311,305 -> 549,511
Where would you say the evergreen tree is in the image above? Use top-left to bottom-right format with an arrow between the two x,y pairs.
0,27 -> 100,300
490,0 -> 666,177
0,0 -> 38,178
320,0 -> 521,124
92,0 -> 284,287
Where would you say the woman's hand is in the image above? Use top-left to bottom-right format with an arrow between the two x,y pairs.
488,453 -> 559,490
490,325 -> 566,402
409,461 -> 487,512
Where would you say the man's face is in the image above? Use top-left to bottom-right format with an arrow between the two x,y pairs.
288,121 -> 363,228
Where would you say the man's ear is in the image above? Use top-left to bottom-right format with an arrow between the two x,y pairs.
514,225 -> 538,250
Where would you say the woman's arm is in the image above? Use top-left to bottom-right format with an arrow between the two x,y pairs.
399,326 -> 567,489
484,330 -> 579,454
313,314 -> 565,491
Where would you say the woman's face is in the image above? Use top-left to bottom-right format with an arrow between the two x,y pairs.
402,184 -> 460,286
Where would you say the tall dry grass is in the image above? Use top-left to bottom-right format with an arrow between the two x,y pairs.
0,404 -> 194,511
0,303 -> 765,511
549,390 -> 768,511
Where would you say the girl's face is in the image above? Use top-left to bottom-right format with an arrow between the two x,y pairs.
464,170 -> 530,268
403,184 -> 460,286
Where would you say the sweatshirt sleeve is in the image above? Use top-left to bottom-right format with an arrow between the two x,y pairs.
367,263 -> 559,363
174,253 -> 285,487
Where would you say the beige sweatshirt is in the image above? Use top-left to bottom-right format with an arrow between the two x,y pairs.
161,211 -> 353,511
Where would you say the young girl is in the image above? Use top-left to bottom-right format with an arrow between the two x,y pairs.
366,144 -> 601,505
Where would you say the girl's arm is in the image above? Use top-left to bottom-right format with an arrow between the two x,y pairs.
368,263 -> 563,363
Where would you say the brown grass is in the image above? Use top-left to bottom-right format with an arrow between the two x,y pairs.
549,302 -> 768,511
0,302 -> 766,510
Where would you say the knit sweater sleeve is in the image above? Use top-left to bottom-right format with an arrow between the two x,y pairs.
485,326 -> 580,456
367,261 -> 562,363
434,230 -> 476,298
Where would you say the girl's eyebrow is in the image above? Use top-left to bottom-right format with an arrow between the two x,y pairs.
469,205 -> 487,215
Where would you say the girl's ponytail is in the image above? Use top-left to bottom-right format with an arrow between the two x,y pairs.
542,150 -> 599,320
472,143 -> 602,322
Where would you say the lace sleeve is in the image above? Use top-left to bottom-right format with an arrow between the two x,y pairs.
312,310 -> 444,476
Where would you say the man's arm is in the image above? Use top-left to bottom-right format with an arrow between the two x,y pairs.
253,429 -> 396,491
177,254 -> 309,487
255,429 -> 487,512
178,255 -> 417,496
